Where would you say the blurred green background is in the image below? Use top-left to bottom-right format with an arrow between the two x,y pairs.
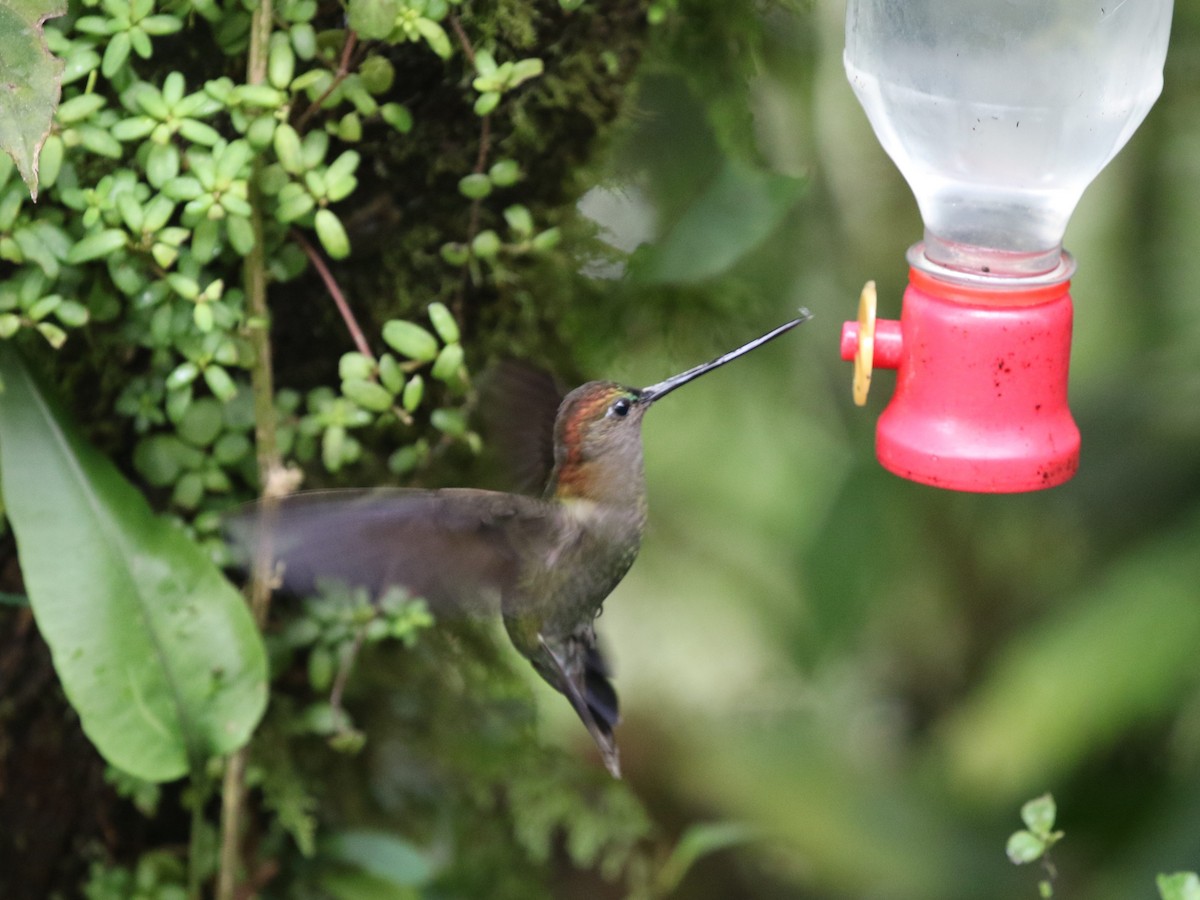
531,0 -> 1200,896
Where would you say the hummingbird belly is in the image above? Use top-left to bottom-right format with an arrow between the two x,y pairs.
506,500 -> 643,647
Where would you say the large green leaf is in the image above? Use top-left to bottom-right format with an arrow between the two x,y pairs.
938,513 -> 1200,801
0,0 -> 65,199
630,160 -> 805,285
0,346 -> 267,781
318,828 -> 437,900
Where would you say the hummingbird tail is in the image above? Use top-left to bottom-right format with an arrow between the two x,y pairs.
537,636 -> 622,778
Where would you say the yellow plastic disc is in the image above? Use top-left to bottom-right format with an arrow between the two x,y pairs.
853,280 -> 877,407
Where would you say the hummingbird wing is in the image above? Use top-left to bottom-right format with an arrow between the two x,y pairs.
227,487 -> 629,777
224,488 -> 558,616
477,360 -> 564,495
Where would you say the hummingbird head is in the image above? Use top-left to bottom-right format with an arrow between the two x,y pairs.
548,311 -> 812,502
550,381 -> 649,501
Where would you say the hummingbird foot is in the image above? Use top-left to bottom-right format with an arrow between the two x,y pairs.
536,634 -> 621,778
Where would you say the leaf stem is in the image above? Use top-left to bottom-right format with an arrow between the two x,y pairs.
295,31 -> 360,132
189,774 -> 207,900
292,227 -> 375,361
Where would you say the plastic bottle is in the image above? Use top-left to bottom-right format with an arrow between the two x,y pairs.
845,0 -> 1174,276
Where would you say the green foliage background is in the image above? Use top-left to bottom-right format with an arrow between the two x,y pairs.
2,0 -> 1200,897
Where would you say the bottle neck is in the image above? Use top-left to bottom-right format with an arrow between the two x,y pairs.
908,241 -> 1076,295
921,230 -> 1067,279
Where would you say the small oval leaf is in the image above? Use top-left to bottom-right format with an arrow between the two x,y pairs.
382,320 -> 438,362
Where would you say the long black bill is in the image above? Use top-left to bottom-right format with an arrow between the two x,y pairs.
638,309 -> 812,404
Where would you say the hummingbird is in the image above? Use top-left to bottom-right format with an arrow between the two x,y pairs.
227,313 -> 810,777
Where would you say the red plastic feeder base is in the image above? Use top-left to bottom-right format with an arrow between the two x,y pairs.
842,262 -> 1080,493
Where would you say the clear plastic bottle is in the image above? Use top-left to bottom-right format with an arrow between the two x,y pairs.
845,0 -> 1174,276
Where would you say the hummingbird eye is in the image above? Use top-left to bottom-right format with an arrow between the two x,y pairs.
609,397 -> 631,418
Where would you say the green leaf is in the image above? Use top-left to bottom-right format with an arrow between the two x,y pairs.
503,204 -> 532,237
53,299 -> 88,327
346,0 -> 398,41
56,92 -> 105,125
172,469 -> 204,509
359,56 -> 394,95
656,822 -> 760,894
139,13 -> 180,35
0,0 -> 66,199
632,160 -> 805,285
400,374 -> 423,412
473,49 -> 497,78
377,354 -> 403,394
35,320 -> 65,348
488,158 -> 519,187
0,347 -> 267,781
1157,872 -> 1200,900
430,407 -> 465,437
268,31 -> 295,89
380,102 -> 412,133
274,184 -> 314,223
471,229 -> 500,258
426,301 -> 458,344
457,172 -> 491,199
382,320 -> 438,362
941,521 -> 1200,800
177,396 -> 223,447
36,132 -> 61,187
388,443 -> 421,475
1020,794 -> 1057,838
101,30 -> 132,78
77,124 -> 123,159
321,829 -> 436,888
342,378 -> 393,413
203,364 -> 237,402
290,22 -> 316,59
1005,830 -> 1046,866
414,17 -> 451,59
226,214 -> 255,255
314,208 -> 350,259
133,433 -> 197,487
439,242 -> 468,266
472,91 -> 499,117
325,150 -> 359,202
66,229 -> 127,263
507,57 -> 544,88
429,342 -> 462,382
338,351 -> 374,382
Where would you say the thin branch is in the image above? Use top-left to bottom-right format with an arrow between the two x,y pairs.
295,31 -> 360,132
291,231 -> 418,425
448,14 -> 475,65
292,227 -> 375,361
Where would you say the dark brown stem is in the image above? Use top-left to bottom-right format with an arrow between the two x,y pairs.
295,31 -> 360,131
448,14 -> 475,65
292,227 -> 375,361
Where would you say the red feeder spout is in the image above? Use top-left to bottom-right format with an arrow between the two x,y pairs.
841,255 -> 1080,493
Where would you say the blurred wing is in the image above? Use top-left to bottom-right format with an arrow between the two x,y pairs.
224,488 -> 557,617
477,360 -> 564,495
